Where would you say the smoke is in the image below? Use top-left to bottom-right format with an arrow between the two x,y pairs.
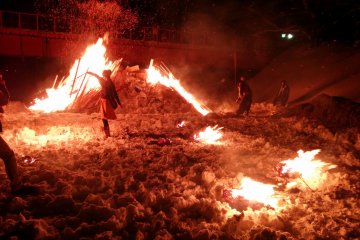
169,1 -> 251,113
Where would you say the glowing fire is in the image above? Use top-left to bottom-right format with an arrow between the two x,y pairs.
29,38 -> 116,112
6,126 -> 95,147
146,60 -> 210,116
280,149 -> 336,189
177,120 -> 187,128
194,125 -> 223,144
231,177 -> 279,208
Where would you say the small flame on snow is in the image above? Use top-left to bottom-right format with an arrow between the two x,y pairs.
194,125 -> 223,144
23,156 -> 36,165
281,149 -> 336,189
231,177 -> 279,208
146,60 -> 210,116
177,120 -> 186,128
29,38 -> 115,112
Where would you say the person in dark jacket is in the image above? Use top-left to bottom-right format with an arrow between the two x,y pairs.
273,80 -> 290,107
87,70 -> 122,138
236,76 -> 252,115
0,73 -> 20,193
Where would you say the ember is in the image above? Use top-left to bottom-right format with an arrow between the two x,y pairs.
177,120 -> 187,128
22,155 -> 36,165
193,125 -> 223,144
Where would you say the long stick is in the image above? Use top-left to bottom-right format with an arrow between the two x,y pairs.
58,76 -> 65,88
300,175 -> 315,192
71,67 -> 89,109
71,57 -> 81,94
76,76 -> 90,104
160,61 -> 171,74
52,75 -> 58,89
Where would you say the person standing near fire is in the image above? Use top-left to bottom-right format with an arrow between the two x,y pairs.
86,70 -> 122,138
273,80 -> 290,107
0,73 -> 21,193
236,76 -> 252,116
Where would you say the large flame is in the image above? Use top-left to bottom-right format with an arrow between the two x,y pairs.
281,149 -> 336,190
29,38 -> 115,112
194,125 -> 223,144
231,177 -> 279,209
146,60 -> 210,116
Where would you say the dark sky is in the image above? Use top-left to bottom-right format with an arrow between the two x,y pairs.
0,0 -> 359,42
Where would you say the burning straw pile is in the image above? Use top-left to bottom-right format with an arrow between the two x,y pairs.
29,38 -> 209,116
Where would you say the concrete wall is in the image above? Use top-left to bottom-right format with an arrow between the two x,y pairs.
0,31 -> 273,71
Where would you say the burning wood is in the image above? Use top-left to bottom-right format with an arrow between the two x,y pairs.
146,60 -> 211,116
29,38 -> 117,113
177,120 -> 187,128
193,125 -> 223,144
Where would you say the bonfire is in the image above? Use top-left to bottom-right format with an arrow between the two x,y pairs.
1,37 -> 354,240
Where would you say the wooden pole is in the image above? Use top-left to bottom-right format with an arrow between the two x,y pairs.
52,75 -> 58,89
71,67 -> 89,109
70,58 -> 81,94
58,76 -> 65,88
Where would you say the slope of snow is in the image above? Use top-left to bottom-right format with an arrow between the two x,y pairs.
249,43 -> 360,104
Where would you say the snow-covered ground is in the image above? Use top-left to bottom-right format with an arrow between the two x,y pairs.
0,99 -> 359,239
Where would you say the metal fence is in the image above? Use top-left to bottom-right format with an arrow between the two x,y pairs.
0,10 -> 212,45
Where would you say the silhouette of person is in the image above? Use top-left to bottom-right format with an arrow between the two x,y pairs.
0,73 -> 21,193
236,76 -> 252,115
87,70 -> 121,138
273,80 -> 290,107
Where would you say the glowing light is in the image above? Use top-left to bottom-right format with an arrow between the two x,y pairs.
231,177 -> 279,208
10,126 -> 95,147
177,120 -> 187,128
281,149 -> 336,189
23,156 -> 36,165
29,38 -> 116,112
281,33 -> 286,38
194,125 -> 223,144
146,60 -> 210,116
287,33 -> 294,39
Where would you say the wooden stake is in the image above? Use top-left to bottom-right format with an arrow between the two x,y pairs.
52,75 -> 58,89
71,67 -> 89,109
71,58 -> 81,94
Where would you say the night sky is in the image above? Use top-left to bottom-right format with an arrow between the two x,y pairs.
0,0 -> 359,42
0,0 -> 359,102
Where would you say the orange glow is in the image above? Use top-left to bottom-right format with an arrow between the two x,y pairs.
177,120 -> 187,128
231,177 -> 279,208
281,149 -> 336,189
194,125 -> 223,144
146,60 -> 210,116
6,126 -> 95,147
29,38 -> 117,112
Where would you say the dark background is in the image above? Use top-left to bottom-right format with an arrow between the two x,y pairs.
0,0 -> 359,103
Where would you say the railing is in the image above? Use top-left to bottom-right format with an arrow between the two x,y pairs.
0,10 -> 213,46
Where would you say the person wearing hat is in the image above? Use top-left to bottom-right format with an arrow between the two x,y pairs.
235,76 -> 252,116
87,69 -> 122,138
0,72 -> 21,193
